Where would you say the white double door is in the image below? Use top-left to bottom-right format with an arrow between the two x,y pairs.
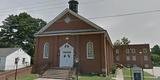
59,43 -> 74,68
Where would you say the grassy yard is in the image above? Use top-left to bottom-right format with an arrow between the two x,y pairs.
78,74 -> 116,80
17,74 -> 37,80
123,68 -> 155,80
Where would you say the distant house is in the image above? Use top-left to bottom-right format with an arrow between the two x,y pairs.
114,44 -> 153,69
0,48 -> 31,70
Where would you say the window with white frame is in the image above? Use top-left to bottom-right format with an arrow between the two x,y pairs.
116,49 -> 119,54
144,55 -> 148,61
126,49 -> 130,54
145,64 -> 149,68
116,56 -> 120,61
131,49 -> 136,53
22,58 -> 26,64
143,48 -> 147,53
43,42 -> 49,59
132,56 -> 136,61
86,42 -> 94,59
126,55 -> 130,61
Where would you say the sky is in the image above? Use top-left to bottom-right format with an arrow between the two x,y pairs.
0,0 -> 160,47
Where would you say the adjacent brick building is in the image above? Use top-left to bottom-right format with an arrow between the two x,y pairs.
114,44 -> 153,69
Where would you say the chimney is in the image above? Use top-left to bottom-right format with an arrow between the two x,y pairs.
68,0 -> 79,13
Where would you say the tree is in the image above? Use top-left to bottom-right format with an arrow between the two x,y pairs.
151,45 -> 160,55
114,37 -> 131,46
121,37 -> 131,45
0,12 -> 47,58
114,40 -> 122,46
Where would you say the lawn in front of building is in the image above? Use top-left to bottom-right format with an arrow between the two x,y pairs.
78,73 -> 116,80
123,68 -> 155,80
17,74 -> 38,80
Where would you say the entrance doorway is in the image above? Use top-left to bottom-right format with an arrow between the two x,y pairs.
59,43 -> 74,68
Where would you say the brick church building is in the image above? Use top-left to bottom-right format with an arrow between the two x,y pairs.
33,0 -> 114,74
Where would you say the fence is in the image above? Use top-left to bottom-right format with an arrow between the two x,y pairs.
0,66 -> 32,80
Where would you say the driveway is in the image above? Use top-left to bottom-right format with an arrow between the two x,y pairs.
144,67 -> 160,78
35,78 -> 64,80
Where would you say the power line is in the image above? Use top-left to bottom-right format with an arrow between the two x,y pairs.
0,0 -> 103,14
87,9 -> 160,19
0,2 -> 66,13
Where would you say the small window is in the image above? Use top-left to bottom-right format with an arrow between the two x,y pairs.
131,49 -> 136,53
144,56 -> 148,61
43,42 -> 49,59
126,55 -> 130,61
116,49 -> 119,54
145,64 -> 149,68
116,56 -> 119,61
86,42 -> 94,59
143,48 -> 147,53
126,49 -> 130,54
22,58 -> 26,64
132,56 -> 136,61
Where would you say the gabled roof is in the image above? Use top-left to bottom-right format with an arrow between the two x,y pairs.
35,8 -> 104,35
35,8 -> 113,47
0,48 -> 20,57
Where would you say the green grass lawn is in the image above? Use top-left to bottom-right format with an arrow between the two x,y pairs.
123,68 -> 155,80
78,74 -> 115,80
17,74 -> 37,80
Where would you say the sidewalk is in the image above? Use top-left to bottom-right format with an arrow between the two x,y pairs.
144,67 -> 160,78
116,68 -> 124,80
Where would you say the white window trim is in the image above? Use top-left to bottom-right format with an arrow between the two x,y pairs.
145,64 -> 149,68
143,48 -> 148,53
116,56 -> 120,61
43,42 -> 49,59
144,55 -> 148,61
86,42 -> 95,59
132,56 -> 136,61
131,49 -> 136,53
116,49 -> 119,54
126,55 -> 130,61
126,49 -> 130,54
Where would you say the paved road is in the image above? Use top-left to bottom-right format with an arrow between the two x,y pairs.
144,67 -> 160,78
35,78 -> 64,80
116,68 -> 124,80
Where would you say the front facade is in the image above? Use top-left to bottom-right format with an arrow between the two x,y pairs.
33,7 -> 114,74
114,44 -> 153,69
0,48 -> 31,70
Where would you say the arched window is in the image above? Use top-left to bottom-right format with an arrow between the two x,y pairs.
86,41 -> 94,59
43,42 -> 49,59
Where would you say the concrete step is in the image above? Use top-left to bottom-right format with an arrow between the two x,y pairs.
41,68 -> 72,79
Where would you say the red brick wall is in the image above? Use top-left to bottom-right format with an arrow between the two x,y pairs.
45,13 -> 96,31
114,44 -> 153,69
34,34 -> 105,73
0,67 -> 32,80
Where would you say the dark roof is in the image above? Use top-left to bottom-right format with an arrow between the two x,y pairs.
0,48 -> 20,57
